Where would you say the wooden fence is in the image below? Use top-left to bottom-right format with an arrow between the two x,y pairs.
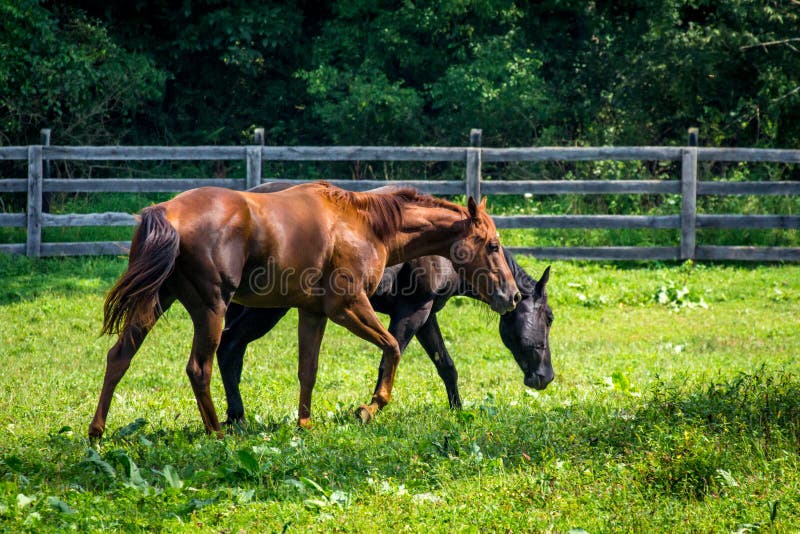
1,128 -> 799,261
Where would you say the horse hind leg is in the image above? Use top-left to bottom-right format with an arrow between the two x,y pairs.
88,293 -> 175,439
186,305 -> 227,437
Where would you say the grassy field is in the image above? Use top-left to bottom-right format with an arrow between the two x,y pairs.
0,255 -> 799,532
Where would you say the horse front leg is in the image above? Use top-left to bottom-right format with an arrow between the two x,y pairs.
296,309 -> 327,429
369,300 -> 434,405
415,313 -> 462,409
327,293 -> 403,424
218,305 -> 290,425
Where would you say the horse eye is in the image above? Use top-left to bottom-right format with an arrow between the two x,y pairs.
487,242 -> 500,253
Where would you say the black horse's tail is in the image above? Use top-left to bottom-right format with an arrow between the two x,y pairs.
101,206 -> 179,336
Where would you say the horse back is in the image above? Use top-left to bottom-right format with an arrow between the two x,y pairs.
160,184 -> 388,308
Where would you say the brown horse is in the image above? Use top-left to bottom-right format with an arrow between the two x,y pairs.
89,182 -> 520,438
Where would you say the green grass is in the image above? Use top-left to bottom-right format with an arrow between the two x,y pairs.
1,256 -> 799,532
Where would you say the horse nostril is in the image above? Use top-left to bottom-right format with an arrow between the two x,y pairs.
513,291 -> 522,305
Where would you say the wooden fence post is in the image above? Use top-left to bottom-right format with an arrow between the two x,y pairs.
680,128 -> 699,260
466,129 -> 482,201
26,145 -> 43,257
41,129 -> 51,213
246,128 -> 265,190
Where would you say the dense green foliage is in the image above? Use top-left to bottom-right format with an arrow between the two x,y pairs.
2,1 -> 799,148
0,257 -> 799,531
0,2 -> 165,145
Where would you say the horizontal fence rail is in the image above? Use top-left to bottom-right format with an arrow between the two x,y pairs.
1,129 -> 798,261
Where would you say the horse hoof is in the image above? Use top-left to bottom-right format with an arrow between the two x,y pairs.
88,425 -> 104,441
356,405 -> 374,424
298,417 -> 313,430
223,418 -> 246,431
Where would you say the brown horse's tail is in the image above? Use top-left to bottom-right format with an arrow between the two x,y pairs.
102,205 -> 179,336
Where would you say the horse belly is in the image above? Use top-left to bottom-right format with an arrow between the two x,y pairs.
231,257 -> 328,310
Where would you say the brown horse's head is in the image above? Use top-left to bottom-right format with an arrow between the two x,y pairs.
451,197 -> 521,314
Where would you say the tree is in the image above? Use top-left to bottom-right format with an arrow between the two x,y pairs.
64,1 -> 314,145
297,1 -> 554,146
0,1 -> 165,145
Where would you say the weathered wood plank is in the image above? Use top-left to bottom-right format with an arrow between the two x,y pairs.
0,179 -> 27,192
41,145 -> 465,162
465,129 -> 482,201
47,243 -> 796,262
0,243 -> 26,254
26,146 -> 43,257
481,180 -> 680,195
41,129 -> 52,214
260,146 -> 467,161
40,241 -> 131,256
0,213 -> 26,227
507,246 -> 680,260
696,214 -> 800,229
44,146 -> 247,161
43,178 -> 246,192
698,148 -> 800,163
42,212 -> 137,227
698,181 -> 800,195
257,179 -> 465,194
41,177 -> 465,194
680,147 -> 698,259
493,215 -> 680,229
0,147 -> 27,160
695,246 -> 800,261
482,147 -> 683,162
246,146 -> 262,190
29,145 -> 800,165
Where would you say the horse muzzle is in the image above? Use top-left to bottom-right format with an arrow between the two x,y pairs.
491,290 -> 522,314
524,370 -> 554,390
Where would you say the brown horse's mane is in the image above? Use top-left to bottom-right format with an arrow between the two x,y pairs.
317,182 -> 467,241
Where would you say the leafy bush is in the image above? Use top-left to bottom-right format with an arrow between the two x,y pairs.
0,3 -> 165,145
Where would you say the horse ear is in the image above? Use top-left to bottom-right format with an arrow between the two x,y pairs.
534,265 -> 550,295
467,196 -> 481,222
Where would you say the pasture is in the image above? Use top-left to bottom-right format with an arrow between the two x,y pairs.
1,255 -> 799,532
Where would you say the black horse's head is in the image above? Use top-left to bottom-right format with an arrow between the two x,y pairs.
499,265 -> 554,390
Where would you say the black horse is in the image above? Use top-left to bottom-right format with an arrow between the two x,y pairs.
216,184 -> 554,424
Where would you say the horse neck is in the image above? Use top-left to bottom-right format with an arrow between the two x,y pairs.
384,204 -> 469,266
504,251 -> 537,295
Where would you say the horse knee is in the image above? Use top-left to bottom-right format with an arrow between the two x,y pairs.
185,362 -> 211,388
383,339 -> 401,361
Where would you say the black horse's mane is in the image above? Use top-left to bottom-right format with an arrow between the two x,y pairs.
503,248 -> 538,296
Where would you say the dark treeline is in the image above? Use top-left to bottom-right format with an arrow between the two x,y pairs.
2,1 -> 799,149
